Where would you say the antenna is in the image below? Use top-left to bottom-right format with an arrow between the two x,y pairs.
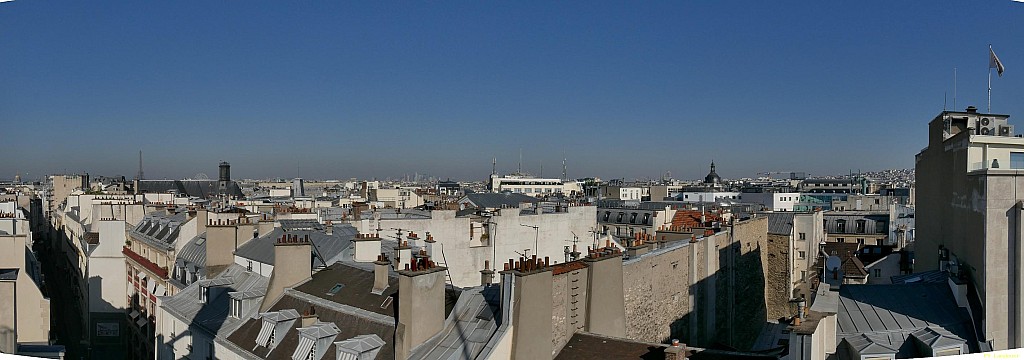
562,153 -> 567,181
492,157 -> 497,176
953,67 -> 957,110
518,148 -> 522,175
137,150 -> 144,181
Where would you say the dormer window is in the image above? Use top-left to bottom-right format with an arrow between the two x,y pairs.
230,298 -> 242,318
200,286 -> 209,303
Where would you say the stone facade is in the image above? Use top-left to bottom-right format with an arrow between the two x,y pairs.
765,233 -> 793,321
621,216 -> 770,350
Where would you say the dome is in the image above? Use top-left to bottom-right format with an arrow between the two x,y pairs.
704,161 -> 721,184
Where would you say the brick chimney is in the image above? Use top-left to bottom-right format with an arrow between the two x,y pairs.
664,339 -> 687,360
394,241 -> 412,266
300,306 -> 318,328
372,254 -> 390,295
260,234 -> 312,311
584,245 -> 626,337
352,233 -> 382,263
480,260 -> 495,286
395,253 -> 447,360
500,255 -> 554,360
325,220 -> 333,236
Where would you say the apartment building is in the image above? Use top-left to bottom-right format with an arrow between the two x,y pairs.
916,106 -> 1024,350
0,201 -> 55,355
823,211 -> 888,246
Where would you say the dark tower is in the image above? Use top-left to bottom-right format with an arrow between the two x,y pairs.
218,161 -> 230,194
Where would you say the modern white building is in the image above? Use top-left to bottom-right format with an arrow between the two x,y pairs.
488,174 -> 581,196
743,192 -> 801,212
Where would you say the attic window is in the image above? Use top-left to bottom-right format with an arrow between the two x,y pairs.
327,284 -> 344,296
200,286 -> 209,303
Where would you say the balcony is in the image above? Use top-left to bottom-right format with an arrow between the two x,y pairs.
123,246 -> 168,279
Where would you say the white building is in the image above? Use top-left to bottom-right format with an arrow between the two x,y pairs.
488,174 -> 581,196
743,192 -> 801,212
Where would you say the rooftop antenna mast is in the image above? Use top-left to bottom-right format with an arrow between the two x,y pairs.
562,149 -> 567,181
492,157 -> 497,176
518,148 -> 522,175
137,150 -> 144,181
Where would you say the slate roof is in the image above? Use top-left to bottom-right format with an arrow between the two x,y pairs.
553,332 -> 777,360
160,264 -> 268,338
836,283 -> 978,358
233,225 -> 357,268
891,270 -> 950,285
291,262 -> 399,317
129,210 -> 189,251
408,285 -> 501,360
137,179 -> 245,199
766,213 -> 796,235
462,193 -> 539,209
225,293 -> 396,360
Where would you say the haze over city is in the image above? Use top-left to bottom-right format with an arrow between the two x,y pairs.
4,1 -> 1023,180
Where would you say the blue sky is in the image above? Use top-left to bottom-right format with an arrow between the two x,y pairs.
2,1 -> 1023,181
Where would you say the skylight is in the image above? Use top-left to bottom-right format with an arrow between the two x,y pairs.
327,284 -> 344,296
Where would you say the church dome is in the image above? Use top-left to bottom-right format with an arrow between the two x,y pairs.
704,161 -> 721,184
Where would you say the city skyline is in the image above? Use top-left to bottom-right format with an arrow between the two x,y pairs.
3,1 -> 1023,180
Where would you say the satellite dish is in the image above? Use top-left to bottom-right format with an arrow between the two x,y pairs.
194,173 -> 210,180
825,256 -> 842,272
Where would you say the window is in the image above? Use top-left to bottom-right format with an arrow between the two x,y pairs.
1013,152 -> 1024,169
247,261 -> 253,272
642,213 -> 650,225
798,251 -> 806,259
858,238 -> 865,245
874,269 -> 881,277
856,220 -> 866,233
837,238 -> 845,243
801,270 -> 807,280
603,212 -> 610,221
200,286 -> 209,303
630,213 -> 638,223
799,232 -> 806,240
616,213 -> 623,222
230,298 -> 242,318
836,220 -> 846,233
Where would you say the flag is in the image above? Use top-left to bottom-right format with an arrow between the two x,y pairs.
990,46 -> 1005,77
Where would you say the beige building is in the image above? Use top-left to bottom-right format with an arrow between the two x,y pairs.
0,201 -> 52,349
916,106 -> 1024,350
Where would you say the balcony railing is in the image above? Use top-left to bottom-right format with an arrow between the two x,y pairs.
123,246 -> 168,279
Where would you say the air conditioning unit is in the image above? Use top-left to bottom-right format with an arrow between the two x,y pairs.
981,127 -> 992,135
981,117 -> 991,127
1000,125 -> 1014,136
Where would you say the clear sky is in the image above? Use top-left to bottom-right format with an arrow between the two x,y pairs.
3,1 -> 1023,181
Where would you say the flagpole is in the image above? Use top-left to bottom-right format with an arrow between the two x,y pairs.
989,44 -> 993,113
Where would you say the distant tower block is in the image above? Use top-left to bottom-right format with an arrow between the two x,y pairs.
292,178 -> 305,197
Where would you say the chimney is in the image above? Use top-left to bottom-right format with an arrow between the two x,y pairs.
260,234 -> 312,311
235,217 -> 258,248
205,218 -> 238,268
325,220 -> 333,235
500,255 -> 554,360
394,241 -> 412,267
664,339 -> 687,360
584,246 -> 626,337
480,260 -> 494,286
372,254 -> 390,295
395,256 -> 447,360
352,233 -> 382,263
257,214 -> 274,236
300,306 -> 318,328
423,232 -> 435,257
194,207 -> 209,234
